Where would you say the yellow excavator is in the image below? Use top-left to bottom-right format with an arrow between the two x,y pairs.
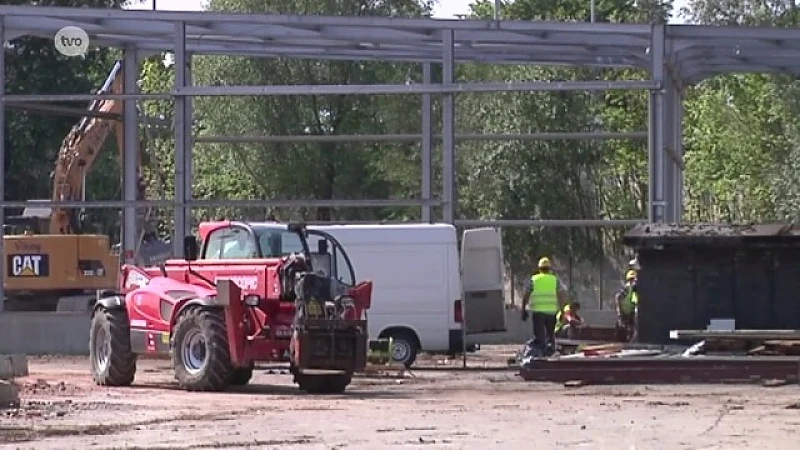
3,60 -> 171,312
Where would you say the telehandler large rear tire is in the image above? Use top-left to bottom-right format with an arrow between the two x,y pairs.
171,307 -> 234,392
89,308 -> 137,386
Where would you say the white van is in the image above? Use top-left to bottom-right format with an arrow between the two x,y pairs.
309,223 -> 507,367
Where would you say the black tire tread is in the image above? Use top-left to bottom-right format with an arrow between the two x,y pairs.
172,307 -> 234,392
296,374 -> 351,394
230,366 -> 254,386
90,308 -> 137,386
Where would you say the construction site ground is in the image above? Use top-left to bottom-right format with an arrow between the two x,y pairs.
2,345 -> 799,450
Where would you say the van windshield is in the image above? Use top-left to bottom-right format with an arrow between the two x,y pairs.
253,226 -> 305,257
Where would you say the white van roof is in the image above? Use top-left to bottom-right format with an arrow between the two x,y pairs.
310,223 -> 457,245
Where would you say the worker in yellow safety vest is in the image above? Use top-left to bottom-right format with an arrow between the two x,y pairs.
615,269 -> 639,342
554,301 -> 585,339
521,257 -> 567,356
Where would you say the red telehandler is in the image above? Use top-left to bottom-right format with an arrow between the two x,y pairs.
89,221 -> 373,394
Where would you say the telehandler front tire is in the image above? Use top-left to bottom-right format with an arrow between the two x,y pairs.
230,364 -> 254,386
89,308 -> 137,386
296,373 -> 352,394
171,307 -> 234,392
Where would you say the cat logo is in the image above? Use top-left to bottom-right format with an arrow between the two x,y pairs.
7,254 -> 50,277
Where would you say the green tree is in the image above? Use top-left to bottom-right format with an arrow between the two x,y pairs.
680,0 -> 800,222
457,0 -> 671,296
186,0 -> 433,222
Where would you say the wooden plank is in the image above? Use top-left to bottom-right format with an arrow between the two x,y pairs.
671,329 -> 800,341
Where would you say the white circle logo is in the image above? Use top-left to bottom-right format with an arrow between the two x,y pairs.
54,26 -> 89,57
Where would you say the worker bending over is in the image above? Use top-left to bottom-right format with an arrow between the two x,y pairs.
615,270 -> 639,342
521,257 -> 567,356
555,301 -> 585,339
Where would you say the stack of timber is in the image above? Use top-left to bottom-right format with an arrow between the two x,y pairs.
670,329 -> 800,356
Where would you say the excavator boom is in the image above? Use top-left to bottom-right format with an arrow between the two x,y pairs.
3,60 -> 170,312
49,60 -> 143,235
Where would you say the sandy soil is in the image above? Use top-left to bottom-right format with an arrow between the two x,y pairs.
2,346 -> 800,450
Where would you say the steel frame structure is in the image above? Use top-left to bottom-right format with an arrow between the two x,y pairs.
1,6 -> 798,310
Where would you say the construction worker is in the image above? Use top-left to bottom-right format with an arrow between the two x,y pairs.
555,301 -> 584,339
627,256 -> 640,280
615,269 -> 639,342
521,256 -> 567,356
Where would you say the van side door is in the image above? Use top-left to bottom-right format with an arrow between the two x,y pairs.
460,227 -> 506,333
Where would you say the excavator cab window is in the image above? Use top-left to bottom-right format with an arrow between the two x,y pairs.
4,216 -> 44,235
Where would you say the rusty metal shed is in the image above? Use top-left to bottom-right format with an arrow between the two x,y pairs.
623,223 -> 800,344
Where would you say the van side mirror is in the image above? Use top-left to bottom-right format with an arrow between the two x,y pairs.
183,235 -> 199,261
317,239 -> 328,254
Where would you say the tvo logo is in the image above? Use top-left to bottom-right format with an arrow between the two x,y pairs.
54,26 -> 90,57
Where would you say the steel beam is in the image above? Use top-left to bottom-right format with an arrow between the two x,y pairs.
454,219 -> 645,227
673,87 -> 685,220
1,81 -> 657,103
519,356 -> 800,384
670,329 -> 800,341
177,81 -> 657,97
0,199 -> 441,209
0,16 -> 5,313
194,131 -> 649,144
3,93 -> 170,102
441,29 -> 455,224
184,53 -> 194,243
421,63 -> 433,223
4,102 -> 121,120
648,25 -> 666,223
122,49 -> 139,265
662,73 -> 676,223
173,20 -> 188,256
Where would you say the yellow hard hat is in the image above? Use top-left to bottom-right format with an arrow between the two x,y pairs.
625,270 -> 637,281
538,257 -> 551,269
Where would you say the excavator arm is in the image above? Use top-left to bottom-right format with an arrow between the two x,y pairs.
49,60 -> 146,235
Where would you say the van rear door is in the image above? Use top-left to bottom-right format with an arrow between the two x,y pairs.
460,227 -> 506,333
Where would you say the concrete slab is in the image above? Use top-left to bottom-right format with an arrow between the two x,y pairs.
0,354 -> 29,379
0,380 -> 20,406
0,312 -> 90,355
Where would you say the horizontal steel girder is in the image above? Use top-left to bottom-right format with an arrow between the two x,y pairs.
1,6 -> 800,81
519,356 -> 800,384
194,131 -> 649,144
0,198 -> 442,209
454,219 -> 646,227
1,81 -> 659,102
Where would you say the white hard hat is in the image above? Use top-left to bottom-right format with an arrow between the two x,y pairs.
629,257 -> 640,270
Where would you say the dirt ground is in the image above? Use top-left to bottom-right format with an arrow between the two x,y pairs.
2,345 -> 800,450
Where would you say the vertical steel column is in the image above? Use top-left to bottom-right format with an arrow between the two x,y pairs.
421,63 -> 433,223
183,54 -> 193,238
0,17 -> 6,312
441,30 -> 456,224
122,49 -> 139,264
672,87 -> 685,221
662,79 -> 676,222
647,25 -> 666,223
173,21 -> 188,256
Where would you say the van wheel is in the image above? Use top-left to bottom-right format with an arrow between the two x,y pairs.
387,331 -> 419,368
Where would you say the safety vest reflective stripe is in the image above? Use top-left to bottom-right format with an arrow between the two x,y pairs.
530,273 -> 558,314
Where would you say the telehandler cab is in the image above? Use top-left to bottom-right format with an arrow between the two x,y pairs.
89,221 -> 373,394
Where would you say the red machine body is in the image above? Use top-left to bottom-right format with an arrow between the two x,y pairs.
91,221 -> 373,393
